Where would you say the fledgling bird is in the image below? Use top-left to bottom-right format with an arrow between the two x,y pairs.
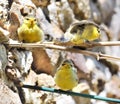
54,59 -> 78,90
17,17 -> 44,43
64,20 -> 101,45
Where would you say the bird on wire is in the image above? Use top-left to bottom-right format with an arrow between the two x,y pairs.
54,59 -> 78,90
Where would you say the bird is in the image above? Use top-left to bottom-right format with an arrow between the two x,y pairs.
54,59 -> 78,90
17,17 -> 44,43
64,20 -> 101,45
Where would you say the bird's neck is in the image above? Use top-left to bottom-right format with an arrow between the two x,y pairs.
25,23 -> 35,28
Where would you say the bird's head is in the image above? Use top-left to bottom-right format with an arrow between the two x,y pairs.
61,60 -> 73,69
85,24 -> 101,39
24,17 -> 37,28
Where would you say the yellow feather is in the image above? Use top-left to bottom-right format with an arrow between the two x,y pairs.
71,30 -> 85,45
54,60 -> 78,90
82,25 -> 100,41
17,17 -> 44,43
65,20 -> 101,45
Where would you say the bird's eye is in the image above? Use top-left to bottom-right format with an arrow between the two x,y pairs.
34,19 -> 37,21
26,18 -> 29,20
97,28 -> 100,33
62,63 -> 66,66
70,64 -> 73,67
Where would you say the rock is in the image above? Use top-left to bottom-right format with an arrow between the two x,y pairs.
99,59 -> 119,75
48,0 -> 76,31
105,75 -> 120,99
72,82 -> 91,104
9,2 -> 23,40
24,69 -> 37,85
46,49 -> 61,69
31,0 -> 50,7
0,0 -> 8,22
98,0 -> 116,23
22,69 -> 38,103
0,45 -> 7,78
86,57 -> 111,93
0,79 -> 22,104
55,94 -> 76,104
108,3 -> 120,62
109,7 -> 120,41
4,48 -> 33,92
10,49 -> 33,76
95,101 -> 109,104
0,45 -> 19,91
68,0 -> 91,19
37,73 -> 55,87
0,45 -> 7,70
15,0 -> 36,7
32,48 -> 54,75
0,27 -> 9,43
90,1 -> 102,23
36,7 -> 64,40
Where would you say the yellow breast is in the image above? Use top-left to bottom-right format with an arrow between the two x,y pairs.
54,66 -> 78,90
17,17 -> 44,43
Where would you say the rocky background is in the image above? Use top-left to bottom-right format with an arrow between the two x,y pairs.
0,0 -> 120,104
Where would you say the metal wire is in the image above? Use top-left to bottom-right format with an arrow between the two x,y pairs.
22,84 -> 120,103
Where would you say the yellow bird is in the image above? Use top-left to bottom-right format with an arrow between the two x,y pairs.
54,59 -> 78,90
70,30 -> 85,45
64,20 -> 101,45
17,17 -> 44,43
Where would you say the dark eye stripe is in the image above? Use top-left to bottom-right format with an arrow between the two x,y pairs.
34,19 -> 36,21
62,63 -> 66,66
97,28 -> 100,33
26,18 -> 29,20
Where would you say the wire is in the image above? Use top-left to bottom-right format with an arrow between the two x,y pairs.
22,84 -> 120,103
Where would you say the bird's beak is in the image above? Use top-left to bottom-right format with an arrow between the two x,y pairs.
31,20 -> 34,26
